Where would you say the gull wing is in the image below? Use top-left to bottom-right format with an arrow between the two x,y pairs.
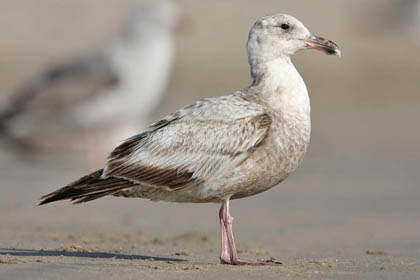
104,94 -> 272,190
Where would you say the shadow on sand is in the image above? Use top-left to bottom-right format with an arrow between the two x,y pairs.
0,248 -> 185,262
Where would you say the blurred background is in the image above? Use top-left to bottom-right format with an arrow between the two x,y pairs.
0,0 -> 419,274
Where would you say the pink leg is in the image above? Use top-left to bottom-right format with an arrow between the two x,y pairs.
219,199 -> 279,265
219,205 -> 230,264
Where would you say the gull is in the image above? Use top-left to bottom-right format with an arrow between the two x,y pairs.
0,0 -> 179,155
39,14 -> 340,265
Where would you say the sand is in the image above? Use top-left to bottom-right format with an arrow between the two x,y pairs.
1,0 -> 420,279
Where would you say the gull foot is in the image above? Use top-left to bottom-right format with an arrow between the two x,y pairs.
221,258 -> 281,266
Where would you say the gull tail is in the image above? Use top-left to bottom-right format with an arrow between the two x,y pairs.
39,169 -> 136,205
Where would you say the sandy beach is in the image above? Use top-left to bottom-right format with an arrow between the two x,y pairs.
1,0 -> 419,279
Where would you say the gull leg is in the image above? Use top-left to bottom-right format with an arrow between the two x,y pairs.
220,199 -> 278,266
219,203 -> 231,264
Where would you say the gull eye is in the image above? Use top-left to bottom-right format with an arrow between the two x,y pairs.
280,24 -> 290,30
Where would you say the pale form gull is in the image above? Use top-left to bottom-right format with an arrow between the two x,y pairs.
40,14 -> 340,265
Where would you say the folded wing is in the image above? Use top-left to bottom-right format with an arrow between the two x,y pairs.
105,94 -> 272,191
40,94 -> 272,204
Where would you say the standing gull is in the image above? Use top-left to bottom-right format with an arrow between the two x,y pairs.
0,0 -> 179,156
40,14 -> 340,265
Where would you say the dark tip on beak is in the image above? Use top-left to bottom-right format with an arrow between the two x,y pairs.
305,35 -> 341,57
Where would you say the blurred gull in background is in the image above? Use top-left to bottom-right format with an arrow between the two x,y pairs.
0,0 -> 179,164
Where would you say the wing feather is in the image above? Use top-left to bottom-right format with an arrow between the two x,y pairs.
104,95 -> 271,191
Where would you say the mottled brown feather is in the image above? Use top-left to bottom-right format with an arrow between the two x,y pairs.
105,112 -> 271,191
106,162 -> 199,190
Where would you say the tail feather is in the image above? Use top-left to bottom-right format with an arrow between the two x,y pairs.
39,169 -> 136,205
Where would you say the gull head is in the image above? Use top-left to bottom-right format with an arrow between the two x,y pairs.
247,14 -> 341,64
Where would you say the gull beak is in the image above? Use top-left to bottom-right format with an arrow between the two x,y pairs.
305,35 -> 341,57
